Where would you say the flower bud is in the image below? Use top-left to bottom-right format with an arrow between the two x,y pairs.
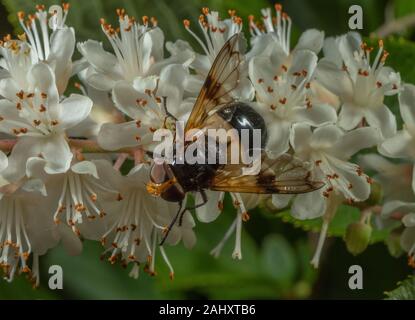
344,221 -> 372,255
385,231 -> 403,258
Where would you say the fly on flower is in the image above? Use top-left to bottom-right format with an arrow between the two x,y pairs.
145,33 -> 324,243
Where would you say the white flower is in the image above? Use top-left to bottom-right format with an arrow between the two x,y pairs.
26,157 -> 119,239
248,4 -> 324,58
316,32 -> 400,139
359,154 -> 414,202
0,62 -> 92,180
379,84 -> 415,189
205,192 -> 262,260
382,201 -> 415,265
98,64 -> 192,151
99,164 -> 195,279
0,4 -> 78,96
249,49 -> 337,157
273,123 -> 379,220
182,8 -> 254,100
78,10 -> 194,91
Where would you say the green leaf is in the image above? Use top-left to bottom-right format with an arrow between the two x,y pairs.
275,205 -> 396,243
42,241 -> 164,299
385,276 -> 415,300
260,234 -> 297,287
394,0 -> 415,18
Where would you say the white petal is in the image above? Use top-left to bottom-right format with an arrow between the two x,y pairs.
58,94 -> 93,130
112,81 -> 159,120
400,227 -> 415,253
155,64 -> 188,117
132,75 -> 158,93
98,121 -> 152,150
290,122 -> 312,152
48,27 -> 75,94
310,124 -> 343,149
3,137 -> 41,181
379,130 -> 415,158
84,68 -> 117,91
28,62 -> 59,107
195,190 -> 222,223
381,200 -> 415,218
293,104 -> 337,126
402,213 -> 415,228
77,40 -> 119,75
338,102 -> 364,131
399,83 -> 415,133
331,127 -> 380,159
315,59 -> 354,99
295,29 -> 324,54
0,78 -> 20,101
0,150 -> 7,172
291,191 -> 326,220
289,49 -> 318,81
58,224 -> 83,256
334,160 -> 370,201
249,55 -> 275,103
365,104 -> 397,139
272,194 -> 292,209
71,161 -> 98,178
265,120 -> 290,158
40,134 -> 73,174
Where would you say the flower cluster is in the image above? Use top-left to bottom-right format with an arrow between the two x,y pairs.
0,3 -> 412,285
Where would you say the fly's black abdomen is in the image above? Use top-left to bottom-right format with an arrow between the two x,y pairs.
216,102 -> 268,150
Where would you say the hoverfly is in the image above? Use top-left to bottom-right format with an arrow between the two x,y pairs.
146,33 -> 323,244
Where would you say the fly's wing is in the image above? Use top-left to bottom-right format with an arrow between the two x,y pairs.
184,33 -> 242,133
210,152 -> 324,194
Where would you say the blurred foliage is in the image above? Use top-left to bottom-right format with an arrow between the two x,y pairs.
0,0 -> 414,300
385,276 -> 415,300
275,205 -> 398,244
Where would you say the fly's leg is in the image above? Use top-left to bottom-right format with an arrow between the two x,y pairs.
159,200 -> 183,246
179,189 -> 208,226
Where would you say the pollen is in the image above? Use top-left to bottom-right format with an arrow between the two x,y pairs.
275,3 -> 283,11
16,90 -> 24,99
267,86 -> 274,93
202,7 -> 209,15
51,120 -> 59,126
17,11 -> 25,20
62,3 -> 70,11
281,65 -> 288,72
151,16 -> 158,27
33,119 -> 41,126
116,8 -> 125,17
279,97 -> 287,105
142,16 -> 149,25
135,120 -> 141,128
376,81 -> 382,88
39,104 -> 46,112
217,201 -> 224,211
116,193 -> 123,201
242,212 -> 250,222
